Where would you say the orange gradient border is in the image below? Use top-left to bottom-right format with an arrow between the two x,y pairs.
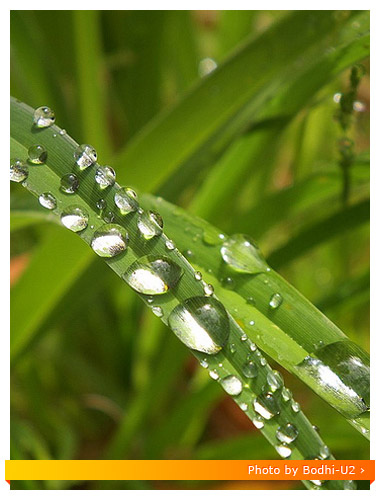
5,460 -> 375,482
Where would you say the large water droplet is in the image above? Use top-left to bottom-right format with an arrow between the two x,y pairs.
220,375 -> 243,396
269,293 -> 283,309
95,165 -> 116,189
28,144 -> 47,164
74,144 -> 97,169
39,192 -> 56,210
60,173 -> 79,194
253,392 -> 280,420
220,234 -> 268,274
10,159 -> 28,182
123,255 -> 183,295
267,371 -> 284,392
276,423 -> 298,444
114,187 -> 139,215
33,106 -> 55,128
137,210 -> 163,239
168,296 -> 230,355
91,224 -> 128,257
275,444 -> 292,458
242,361 -> 258,379
60,206 -> 88,232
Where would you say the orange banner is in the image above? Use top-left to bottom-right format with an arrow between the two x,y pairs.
5,460 -> 374,482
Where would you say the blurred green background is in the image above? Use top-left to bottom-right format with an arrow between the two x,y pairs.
10,10 -> 369,490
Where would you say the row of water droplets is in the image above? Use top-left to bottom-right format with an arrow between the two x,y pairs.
11,103 -> 338,477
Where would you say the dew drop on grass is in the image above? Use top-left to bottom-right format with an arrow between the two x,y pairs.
319,445 -> 330,459
291,400 -> 301,413
221,276 -> 235,290
242,361 -> 258,379
137,210 -> 163,239
28,144 -> 47,164
60,206 -> 88,232
209,369 -> 219,380
124,255 -> 183,295
220,375 -> 243,396
275,444 -> 292,458
221,234 -> 268,274
33,106 -> 55,128
240,333 -> 248,341
282,387 -> 292,401
168,296 -> 230,355
74,144 -> 97,169
229,343 -> 236,354
91,224 -> 128,257
96,198 -> 107,212
10,159 -> 28,182
239,402 -> 248,412
60,173 -> 79,194
194,271 -> 202,281
95,165 -> 116,189
252,414 -> 265,429
253,392 -> 280,420
200,359 -> 209,368
165,239 -> 175,251
204,283 -> 214,296
246,296 -> 256,306
152,306 -> 163,318
39,192 -> 56,210
269,293 -> 283,309
104,211 -> 115,223
276,423 -> 299,444
114,187 -> 139,214
267,371 -> 284,392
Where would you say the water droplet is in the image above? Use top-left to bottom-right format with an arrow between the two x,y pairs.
95,165 -> 116,189
275,444 -> 292,458
221,276 -> 235,290
312,424 -> 320,433
60,173 -> 79,194
209,369 -> 219,380
248,320 -> 255,327
28,144 -> 47,164
152,306 -> 163,318
269,293 -> 283,309
91,224 -> 128,257
282,387 -> 292,402
276,423 -> 298,444
59,128 -> 66,136
267,371 -> 284,392
246,296 -> 256,306
249,341 -> 257,351
259,356 -> 267,366
74,144 -> 97,169
165,239 -> 175,251
291,400 -> 301,413
343,480 -> 356,490
103,211 -> 115,223
33,106 -> 55,128
168,296 -> 230,355
123,255 -> 183,295
184,249 -> 193,259
96,198 -> 107,212
252,414 -> 265,429
114,187 -> 139,214
137,210 -> 163,239
221,234 -> 268,274
199,57 -> 218,77
240,333 -> 248,341
229,343 -> 236,354
333,92 -> 342,103
353,100 -> 366,112
10,159 -> 28,183
319,445 -> 330,459
202,227 -> 223,246
204,283 -> 214,296
60,206 -> 88,232
200,359 -> 209,368
253,392 -> 280,420
239,402 -> 248,412
194,271 -> 202,281
220,375 -> 243,396
38,192 -> 56,210
242,361 -> 258,379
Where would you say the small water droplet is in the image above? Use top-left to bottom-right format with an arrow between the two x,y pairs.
252,414 -> 265,429
60,206 -> 88,232
204,283 -> 214,296
267,371 -> 284,392
137,210 -> 163,239
246,296 -> 256,306
240,333 -> 248,341
33,106 -> 55,128
103,211 -> 115,223
249,341 -> 257,351
319,445 -> 330,459
10,159 -> 28,183
152,306 -> 163,318
38,192 -> 56,210
194,271 -> 202,281
220,375 -> 243,396
199,57 -> 218,77
28,144 -> 47,164
114,187 -> 139,214
221,234 -> 268,274
239,402 -> 248,412
291,400 -> 301,413
200,359 -> 209,368
209,369 -> 219,380
59,128 -> 66,136
229,343 -> 236,354
221,276 -> 235,290
259,356 -> 267,366
165,239 -> 175,251
60,173 -> 79,194
242,361 -> 258,379
123,255 -> 183,295
168,296 -> 230,355
269,293 -> 283,309
275,444 -> 292,458
184,249 -> 193,259
248,320 -> 255,326
202,227 -> 224,246
96,198 -> 107,212
91,224 -> 128,257
95,165 -> 116,189
276,423 -> 298,444
253,392 -> 280,420
74,144 -> 97,169
282,387 -> 292,402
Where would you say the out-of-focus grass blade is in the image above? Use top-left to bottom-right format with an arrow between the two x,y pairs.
317,271 -> 370,313
218,11 -> 257,57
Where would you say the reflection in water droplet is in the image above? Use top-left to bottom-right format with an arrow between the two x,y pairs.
267,371 -> 284,392
269,293 -> 283,309
33,106 -> 55,128
114,187 -> 139,214
276,423 -> 298,444
103,211 -> 115,223
39,192 -> 56,210
282,387 -> 292,401
220,375 -> 243,396
74,144 -> 97,169
10,159 -> 28,183
168,296 -> 230,355
60,206 -> 88,232
91,224 -> 128,257
95,165 -> 116,189
221,234 -> 268,274
28,144 -> 47,164
123,255 -> 183,295
253,392 -> 280,420
60,173 -> 79,194
137,210 -> 163,239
